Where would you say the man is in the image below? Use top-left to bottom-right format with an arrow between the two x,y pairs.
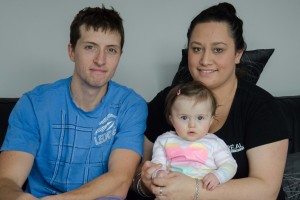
0,6 -> 147,200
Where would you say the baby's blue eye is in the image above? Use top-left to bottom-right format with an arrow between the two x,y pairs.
180,116 -> 188,120
197,116 -> 204,120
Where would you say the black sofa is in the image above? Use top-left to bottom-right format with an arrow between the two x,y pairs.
0,98 -> 19,147
1,96 -> 300,152
1,96 -> 300,199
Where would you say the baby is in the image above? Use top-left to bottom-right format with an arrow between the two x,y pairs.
151,81 -> 237,191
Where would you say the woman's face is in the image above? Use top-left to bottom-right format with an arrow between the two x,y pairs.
188,22 -> 243,90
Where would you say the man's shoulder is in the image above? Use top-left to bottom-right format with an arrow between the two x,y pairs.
20,78 -> 70,107
27,77 -> 70,98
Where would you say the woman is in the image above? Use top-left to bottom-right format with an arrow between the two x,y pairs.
131,2 -> 288,200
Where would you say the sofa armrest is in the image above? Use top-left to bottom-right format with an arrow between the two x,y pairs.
276,95 -> 300,153
0,98 -> 19,146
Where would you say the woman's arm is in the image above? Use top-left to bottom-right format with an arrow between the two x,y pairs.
151,139 -> 288,200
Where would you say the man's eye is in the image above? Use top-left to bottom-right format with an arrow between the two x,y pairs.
107,48 -> 118,54
84,45 -> 95,50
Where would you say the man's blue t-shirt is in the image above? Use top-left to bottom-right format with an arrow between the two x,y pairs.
1,77 -> 147,197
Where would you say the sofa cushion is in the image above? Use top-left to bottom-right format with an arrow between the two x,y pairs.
172,48 -> 274,85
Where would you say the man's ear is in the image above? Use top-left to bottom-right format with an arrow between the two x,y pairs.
68,43 -> 75,62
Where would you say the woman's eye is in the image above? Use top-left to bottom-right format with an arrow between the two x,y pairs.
214,48 -> 223,53
192,47 -> 202,53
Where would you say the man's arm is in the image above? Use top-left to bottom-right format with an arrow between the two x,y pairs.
0,151 -> 37,200
45,148 -> 140,200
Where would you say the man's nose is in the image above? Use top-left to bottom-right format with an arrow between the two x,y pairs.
93,50 -> 106,66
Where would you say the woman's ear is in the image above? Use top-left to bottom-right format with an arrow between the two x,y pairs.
235,49 -> 244,64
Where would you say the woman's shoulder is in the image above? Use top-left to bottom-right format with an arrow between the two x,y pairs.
237,79 -> 274,102
233,79 -> 281,122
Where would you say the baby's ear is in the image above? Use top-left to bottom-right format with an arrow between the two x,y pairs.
210,116 -> 215,125
168,115 -> 173,124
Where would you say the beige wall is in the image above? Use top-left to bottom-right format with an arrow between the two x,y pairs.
0,0 -> 299,101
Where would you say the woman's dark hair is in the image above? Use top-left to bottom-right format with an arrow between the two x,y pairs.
70,5 -> 124,50
165,81 -> 217,125
187,2 -> 246,51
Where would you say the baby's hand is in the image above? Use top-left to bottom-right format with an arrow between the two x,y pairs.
151,163 -> 169,178
155,169 -> 169,178
202,173 -> 220,191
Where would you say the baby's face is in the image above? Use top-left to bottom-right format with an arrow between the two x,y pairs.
169,96 -> 213,142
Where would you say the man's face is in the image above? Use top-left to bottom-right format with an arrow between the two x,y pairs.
68,25 -> 122,89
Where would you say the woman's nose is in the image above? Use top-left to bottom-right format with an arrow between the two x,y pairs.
200,50 -> 212,66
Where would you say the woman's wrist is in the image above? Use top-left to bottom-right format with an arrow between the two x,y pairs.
137,177 -> 154,198
131,171 -> 141,192
132,171 -> 153,198
194,178 -> 200,200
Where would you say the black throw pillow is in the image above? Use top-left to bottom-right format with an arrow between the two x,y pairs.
172,48 -> 274,85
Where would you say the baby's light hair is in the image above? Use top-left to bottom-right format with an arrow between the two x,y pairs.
165,81 -> 217,125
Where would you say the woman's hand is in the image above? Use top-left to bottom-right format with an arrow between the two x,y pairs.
151,171 -> 198,200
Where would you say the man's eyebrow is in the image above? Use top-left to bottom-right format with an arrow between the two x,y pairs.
82,41 -> 97,45
82,41 -> 120,48
106,44 -> 121,48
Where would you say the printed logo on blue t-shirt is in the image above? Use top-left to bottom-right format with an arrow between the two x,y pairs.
94,114 -> 117,145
